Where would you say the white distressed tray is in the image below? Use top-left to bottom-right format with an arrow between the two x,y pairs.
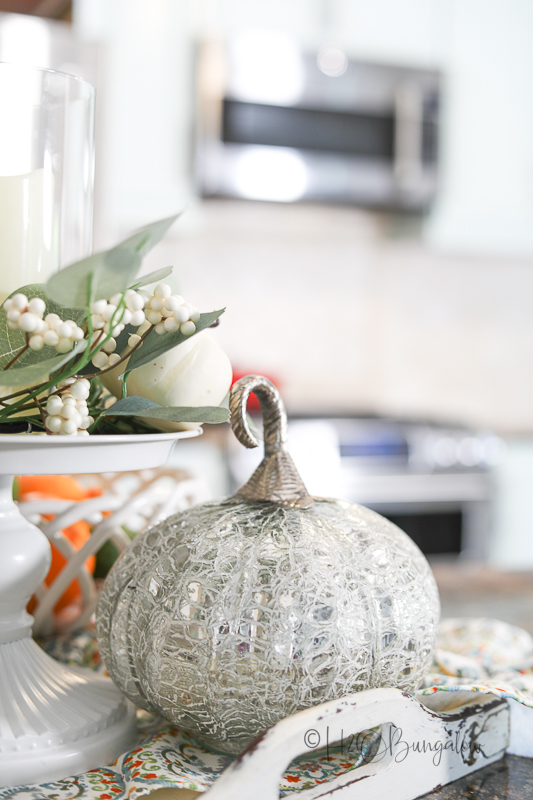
202,687 -> 509,800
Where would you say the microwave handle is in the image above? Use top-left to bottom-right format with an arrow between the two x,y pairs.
394,81 -> 425,189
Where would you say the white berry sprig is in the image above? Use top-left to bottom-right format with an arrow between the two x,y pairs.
88,284 -> 200,370
3,294 -> 84,354
143,283 -> 200,336
44,378 -> 94,436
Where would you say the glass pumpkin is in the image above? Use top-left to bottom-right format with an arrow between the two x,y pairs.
96,376 -> 440,754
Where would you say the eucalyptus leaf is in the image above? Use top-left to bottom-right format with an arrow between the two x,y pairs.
46,248 -> 141,308
101,396 -> 228,424
100,396 -> 160,414
119,215 -> 179,258
0,340 -> 87,386
124,308 -> 225,373
138,406 -> 229,424
0,285 -> 86,371
46,215 -> 180,307
130,266 -> 173,289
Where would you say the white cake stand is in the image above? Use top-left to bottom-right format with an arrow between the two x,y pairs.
0,430 -> 200,788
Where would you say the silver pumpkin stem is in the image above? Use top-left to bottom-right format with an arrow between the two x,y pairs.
229,375 -> 314,508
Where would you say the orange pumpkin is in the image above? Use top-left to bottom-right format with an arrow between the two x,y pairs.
17,475 -> 101,614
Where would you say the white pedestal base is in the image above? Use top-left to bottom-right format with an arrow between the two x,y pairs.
0,469 -> 138,788
0,637 -> 136,787
0,433 -> 197,787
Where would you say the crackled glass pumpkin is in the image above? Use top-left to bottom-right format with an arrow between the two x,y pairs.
97,376 -> 440,754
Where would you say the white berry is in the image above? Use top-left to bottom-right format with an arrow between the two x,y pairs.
11,293 -> 28,311
60,403 -> 78,421
149,297 -> 164,312
102,338 -> 117,353
91,314 -> 104,330
56,338 -> 73,353
107,353 -> 121,367
130,310 -> 145,327
45,313 -> 61,329
91,299 -> 107,315
163,316 -> 180,332
57,321 -> 73,338
28,297 -> 46,316
43,329 -> 59,346
19,312 -> 38,332
173,306 -> 189,324
72,326 -> 85,341
46,395 -> 63,415
146,310 -> 162,325
120,308 -> 132,325
154,283 -> 171,298
91,351 -> 108,369
125,291 -> 144,312
60,419 -> 78,435
29,335 -> 44,350
180,321 -> 196,336
163,296 -> 180,314
102,305 -> 117,322
46,416 -> 62,433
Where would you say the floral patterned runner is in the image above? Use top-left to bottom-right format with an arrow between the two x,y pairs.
2,618 -> 533,799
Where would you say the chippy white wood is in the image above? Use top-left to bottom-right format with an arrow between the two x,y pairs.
0,432 -> 199,788
204,688 -> 509,800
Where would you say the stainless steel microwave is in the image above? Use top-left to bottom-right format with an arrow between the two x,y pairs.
195,35 -> 440,209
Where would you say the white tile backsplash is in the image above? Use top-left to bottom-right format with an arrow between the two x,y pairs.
137,199 -> 533,434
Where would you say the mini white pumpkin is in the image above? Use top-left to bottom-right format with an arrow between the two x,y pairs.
101,330 -> 232,430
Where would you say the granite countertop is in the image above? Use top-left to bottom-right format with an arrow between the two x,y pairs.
422,755 -> 533,799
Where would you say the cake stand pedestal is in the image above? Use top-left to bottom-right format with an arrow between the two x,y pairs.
0,430 -> 199,787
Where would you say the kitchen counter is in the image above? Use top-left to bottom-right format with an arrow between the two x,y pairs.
423,755 -> 533,799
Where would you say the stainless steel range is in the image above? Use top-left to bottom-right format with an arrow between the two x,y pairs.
227,416 -> 500,560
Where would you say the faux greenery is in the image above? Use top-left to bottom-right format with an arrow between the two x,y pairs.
0,216 -> 229,435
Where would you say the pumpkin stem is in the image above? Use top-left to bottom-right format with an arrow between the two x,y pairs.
229,375 -> 314,508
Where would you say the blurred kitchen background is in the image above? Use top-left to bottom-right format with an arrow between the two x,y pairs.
3,0 -> 533,625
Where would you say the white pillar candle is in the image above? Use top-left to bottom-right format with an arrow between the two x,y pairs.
0,168 -> 55,303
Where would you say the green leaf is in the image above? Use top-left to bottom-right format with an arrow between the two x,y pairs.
118,214 -> 179,258
45,215 -> 180,307
140,406 -> 229,424
0,285 -> 86,371
46,248 -> 141,308
0,340 -> 87,386
130,265 -> 173,289
124,308 -> 225,373
101,396 -> 229,424
100,396 -> 160,414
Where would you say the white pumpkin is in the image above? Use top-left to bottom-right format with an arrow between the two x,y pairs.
101,331 -> 232,431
